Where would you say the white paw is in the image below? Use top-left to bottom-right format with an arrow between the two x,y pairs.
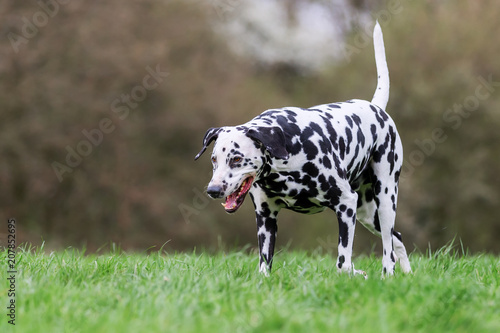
352,266 -> 368,279
399,258 -> 413,274
259,262 -> 270,277
338,263 -> 368,279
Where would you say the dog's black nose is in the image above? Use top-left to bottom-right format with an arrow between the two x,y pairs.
207,185 -> 224,199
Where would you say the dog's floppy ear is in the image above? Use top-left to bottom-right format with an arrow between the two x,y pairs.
246,126 -> 289,160
195,127 -> 221,160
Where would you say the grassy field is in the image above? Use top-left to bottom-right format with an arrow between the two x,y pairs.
1,244 -> 499,333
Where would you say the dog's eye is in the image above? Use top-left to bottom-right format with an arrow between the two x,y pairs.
232,157 -> 242,163
211,157 -> 217,164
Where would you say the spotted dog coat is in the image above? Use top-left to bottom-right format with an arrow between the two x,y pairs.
195,23 -> 411,277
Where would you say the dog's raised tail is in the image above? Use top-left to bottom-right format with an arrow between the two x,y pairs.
371,21 -> 390,110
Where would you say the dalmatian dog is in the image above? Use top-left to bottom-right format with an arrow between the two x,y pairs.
195,22 -> 412,277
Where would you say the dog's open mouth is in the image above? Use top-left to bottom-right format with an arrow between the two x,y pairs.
222,176 -> 254,213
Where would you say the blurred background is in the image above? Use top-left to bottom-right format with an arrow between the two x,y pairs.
1,0 -> 499,255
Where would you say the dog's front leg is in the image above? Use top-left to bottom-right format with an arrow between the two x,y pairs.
256,213 -> 277,276
335,190 -> 367,278
250,189 -> 280,276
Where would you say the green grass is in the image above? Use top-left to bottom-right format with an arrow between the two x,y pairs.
1,244 -> 499,333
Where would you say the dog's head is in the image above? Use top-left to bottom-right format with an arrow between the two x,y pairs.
195,126 -> 288,213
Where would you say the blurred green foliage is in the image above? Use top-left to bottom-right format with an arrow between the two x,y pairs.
1,0 -> 499,253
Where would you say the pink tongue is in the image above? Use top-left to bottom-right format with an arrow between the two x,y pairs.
223,192 -> 238,210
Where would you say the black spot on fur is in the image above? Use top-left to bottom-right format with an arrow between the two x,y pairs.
357,192 -> 364,208
322,156 -> 332,169
338,255 -> 345,268
302,162 -> 319,177
325,177 -> 342,207
345,128 -> 352,155
345,116 -> 353,128
339,221 -> 349,247
357,128 -> 366,148
352,114 -> 362,125
374,180 -> 382,195
318,175 -> 329,192
374,213 -> 381,232
339,138 -> 346,159
393,230 -> 403,242
294,190 -> 320,209
303,140 -> 319,160
300,127 -> 314,141
395,171 -> 400,183
370,124 -> 377,141
370,104 -> 387,128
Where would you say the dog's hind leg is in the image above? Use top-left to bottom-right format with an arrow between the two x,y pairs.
392,229 -> 412,273
371,152 -> 411,275
376,183 -> 399,276
357,182 -> 412,274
